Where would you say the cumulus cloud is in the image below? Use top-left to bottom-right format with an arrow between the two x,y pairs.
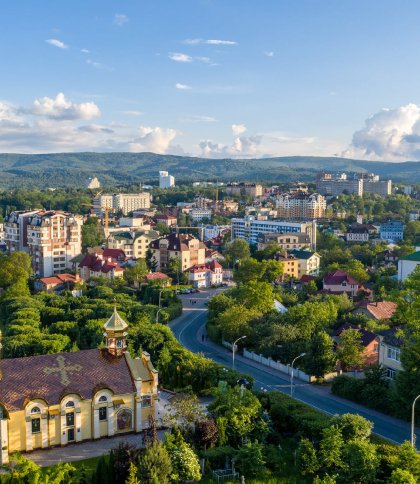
46,39 -> 68,49
264,51 -> 274,57
199,135 -> 262,158
31,93 -> 101,120
232,124 -> 247,136
175,83 -> 192,90
128,126 -> 178,154
81,48 -> 90,54
114,14 -> 129,26
183,38 -> 237,45
344,103 -> 420,161
121,110 -> 144,117
169,52 -> 193,62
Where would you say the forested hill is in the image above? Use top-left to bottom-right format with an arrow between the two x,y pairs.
0,152 -> 419,188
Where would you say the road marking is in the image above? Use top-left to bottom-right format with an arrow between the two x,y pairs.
177,311 -> 204,346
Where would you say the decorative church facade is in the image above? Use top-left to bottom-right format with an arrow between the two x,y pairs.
0,308 -> 158,465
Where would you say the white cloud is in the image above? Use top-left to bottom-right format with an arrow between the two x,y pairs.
344,103 -> 420,161
81,48 -> 90,54
169,52 -> 193,63
175,83 -> 192,90
181,115 -> 217,123
264,51 -> 274,57
114,14 -> 129,26
199,135 -> 262,158
31,92 -> 101,120
121,110 -> 144,117
46,39 -> 68,49
196,56 -> 211,64
183,38 -> 237,45
86,59 -> 112,70
232,124 -> 247,136
128,126 -> 178,154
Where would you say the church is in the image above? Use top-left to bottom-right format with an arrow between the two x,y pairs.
0,308 -> 158,465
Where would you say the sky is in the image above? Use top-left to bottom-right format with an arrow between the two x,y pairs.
1,0 -> 420,160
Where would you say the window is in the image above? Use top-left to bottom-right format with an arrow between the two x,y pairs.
387,347 -> 401,362
99,407 -> 108,421
32,418 -> 41,433
66,412 -> 75,427
141,395 -> 152,408
374,344 -> 379,353
386,368 -> 397,380
0,406 -> 4,419
65,401 -> 75,408
31,406 -> 41,414
99,395 -> 108,403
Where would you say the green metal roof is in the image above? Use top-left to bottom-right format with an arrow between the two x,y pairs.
401,251 -> 420,261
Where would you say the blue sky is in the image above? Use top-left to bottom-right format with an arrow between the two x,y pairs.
1,0 -> 420,160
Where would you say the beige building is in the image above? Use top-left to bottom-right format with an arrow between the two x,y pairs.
277,249 -> 320,278
107,229 -> 160,259
257,232 -> 311,251
378,328 -> 403,380
276,192 -> 326,219
150,233 -> 206,271
0,309 -> 158,465
226,183 -> 263,198
4,210 -> 41,252
94,193 -> 151,215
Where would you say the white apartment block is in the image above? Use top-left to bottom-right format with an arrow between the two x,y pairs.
94,193 -> 151,215
190,208 -> 212,222
275,192 -> 326,219
107,229 -> 160,259
231,216 -> 317,248
316,172 -> 391,197
4,210 -> 41,252
397,250 -> 420,281
159,171 -> 175,189
202,224 -> 230,241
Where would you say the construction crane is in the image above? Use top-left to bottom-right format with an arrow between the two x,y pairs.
81,202 -> 112,239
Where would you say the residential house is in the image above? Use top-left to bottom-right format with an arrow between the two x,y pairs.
155,214 -> 177,227
34,273 -> 80,293
107,230 -> 160,260
188,260 -> 223,288
380,221 -> 404,241
323,270 -> 360,297
335,324 -> 380,369
353,301 -> 397,321
289,249 -> 321,277
79,253 -> 124,282
143,272 -> 172,287
257,232 -> 311,251
149,233 -> 206,271
378,328 -> 404,380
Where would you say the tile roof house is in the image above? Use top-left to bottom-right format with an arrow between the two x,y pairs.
354,300 -> 397,321
188,260 -> 223,288
34,273 -> 80,294
143,272 -> 172,286
150,233 -> 206,271
334,324 -> 380,369
323,270 -> 360,297
0,310 -> 157,465
79,253 -> 124,282
378,327 -> 404,379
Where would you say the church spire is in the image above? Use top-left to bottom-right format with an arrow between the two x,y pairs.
103,306 -> 128,357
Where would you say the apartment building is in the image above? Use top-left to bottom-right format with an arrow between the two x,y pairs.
225,183 -> 263,197
398,250 -> 420,281
221,199 -> 239,213
107,229 -> 160,259
94,193 -> 151,215
231,216 -> 317,248
4,210 -> 40,252
159,170 -> 175,189
316,172 -> 392,197
190,208 -> 212,222
257,232 -> 311,251
150,233 -> 206,271
27,211 -> 83,277
378,328 -> 403,380
275,192 -> 326,219
380,221 -> 404,241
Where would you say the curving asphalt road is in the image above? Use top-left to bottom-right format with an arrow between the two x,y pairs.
170,289 -> 418,447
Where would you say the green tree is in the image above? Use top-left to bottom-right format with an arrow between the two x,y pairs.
125,462 -> 140,484
319,425 -> 344,471
165,429 -> 201,482
234,258 -> 265,284
163,393 -> 205,433
81,217 -> 104,248
388,468 -> 417,484
235,441 -> 266,478
336,328 -> 364,371
337,413 -> 373,441
137,441 -> 172,484
297,437 -> 320,476
155,222 -> 170,235
225,239 -> 250,265
342,440 -> 378,483
124,259 -> 149,286
305,331 -> 336,379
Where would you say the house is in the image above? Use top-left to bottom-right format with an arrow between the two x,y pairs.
102,248 -> 126,263
323,270 -> 360,297
383,250 -> 398,263
378,328 -> 404,380
0,309 -> 158,465
257,232 -> 311,251
380,221 -> 404,241
150,233 -> 206,272
155,214 -> 177,227
276,253 -> 299,279
334,324 -> 380,369
353,300 -> 397,321
346,227 -> 370,243
398,250 -> 420,281
34,273 -> 80,294
289,249 -> 321,277
107,230 -> 160,260
79,253 -> 124,282
188,260 -> 223,288
143,272 -> 172,287
205,249 -> 225,263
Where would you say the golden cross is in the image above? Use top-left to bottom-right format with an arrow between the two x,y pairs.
43,355 -> 82,386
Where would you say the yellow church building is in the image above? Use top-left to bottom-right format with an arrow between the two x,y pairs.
0,308 -> 158,465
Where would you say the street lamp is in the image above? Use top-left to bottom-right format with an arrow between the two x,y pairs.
156,307 -> 164,324
290,353 -> 306,397
232,336 -> 247,371
411,394 -> 420,448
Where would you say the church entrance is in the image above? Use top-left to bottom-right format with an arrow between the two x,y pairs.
67,428 -> 75,443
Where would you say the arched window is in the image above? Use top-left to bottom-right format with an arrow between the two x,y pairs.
65,401 -> 75,408
31,406 -> 41,414
99,395 -> 108,403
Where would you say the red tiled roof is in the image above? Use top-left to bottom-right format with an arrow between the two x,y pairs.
103,248 -> 126,260
144,272 -> 170,280
323,270 -> 359,286
155,214 -> 177,220
301,275 -> 316,283
356,300 -> 397,320
0,349 -> 136,412
336,324 -> 379,347
79,254 -> 123,274
39,274 -> 77,286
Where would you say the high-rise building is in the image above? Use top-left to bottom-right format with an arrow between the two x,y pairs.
94,193 -> 151,215
231,216 -> 317,248
275,192 -> 326,219
316,172 -> 391,197
4,210 -> 40,252
159,171 -> 175,189
225,183 -> 263,197
150,233 -> 206,271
